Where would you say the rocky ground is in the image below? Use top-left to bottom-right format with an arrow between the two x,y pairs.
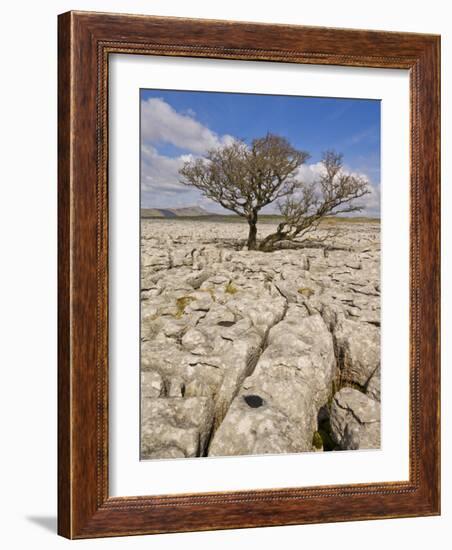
140,219 -> 381,459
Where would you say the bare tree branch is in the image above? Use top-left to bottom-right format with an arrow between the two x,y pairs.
179,133 -> 309,249
259,150 -> 371,251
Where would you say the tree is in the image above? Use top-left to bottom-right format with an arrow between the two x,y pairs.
179,133 -> 310,250
179,136 -> 371,252
258,151 -> 370,251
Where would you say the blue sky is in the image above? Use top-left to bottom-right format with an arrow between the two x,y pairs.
140,89 -> 380,216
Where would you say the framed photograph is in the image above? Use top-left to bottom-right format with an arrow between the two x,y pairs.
58,11 -> 440,538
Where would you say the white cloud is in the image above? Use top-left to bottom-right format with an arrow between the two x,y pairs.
141,97 -> 234,154
141,145 -> 228,210
341,166 -> 380,217
141,144 -> 194,195
358,182 -> 380,217
296,162 -> 325,185
295,162 -> 380,217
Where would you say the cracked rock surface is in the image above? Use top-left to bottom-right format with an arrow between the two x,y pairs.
330,387 -> 381,450
140,219 -> 381,458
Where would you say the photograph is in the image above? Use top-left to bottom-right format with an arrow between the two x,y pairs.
52,6 -> 440,540
139,90 -> 382,460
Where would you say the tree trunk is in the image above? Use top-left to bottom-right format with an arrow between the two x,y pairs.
247,218 -> 258,250
259,223 -> 288,252
259,233 -> 283,252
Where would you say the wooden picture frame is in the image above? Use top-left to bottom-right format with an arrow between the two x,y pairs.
58,10 -> 440,539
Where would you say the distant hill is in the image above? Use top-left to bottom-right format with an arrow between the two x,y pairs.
141,206 -> 215,218
141,207 -> 380,223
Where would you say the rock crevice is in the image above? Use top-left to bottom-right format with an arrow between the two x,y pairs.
140,220 -> 381,458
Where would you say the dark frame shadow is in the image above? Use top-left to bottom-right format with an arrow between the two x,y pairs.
26,516 -> 57,534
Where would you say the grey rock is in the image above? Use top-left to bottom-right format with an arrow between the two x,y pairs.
330,387 -> 380,450
366,366 -> 381,402
181,328 -> 210,353
184,270 -> 211,289
334,319 -> 380,387
141,397 -> 214,458
141,370 -> 165,399
208,310 -> 335,456
140,219 -> 381,459
168,377 -> 185,397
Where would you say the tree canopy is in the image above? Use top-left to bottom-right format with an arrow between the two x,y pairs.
179,133 -> 370,251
